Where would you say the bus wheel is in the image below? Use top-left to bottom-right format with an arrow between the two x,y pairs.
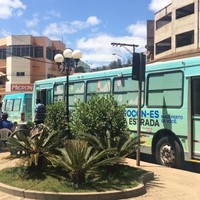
155,136 -> 183,168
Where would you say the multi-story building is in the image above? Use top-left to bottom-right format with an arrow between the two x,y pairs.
153,0 -> 200,61
0,35 -> 89,95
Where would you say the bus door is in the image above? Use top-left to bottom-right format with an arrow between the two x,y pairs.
35,84 -> 54,106
191,76 -> 200,159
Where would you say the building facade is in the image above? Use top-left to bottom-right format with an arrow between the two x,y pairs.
153,0 -> 200,61
0,35 -> 89,95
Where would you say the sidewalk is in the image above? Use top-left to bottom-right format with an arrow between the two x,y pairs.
124,158 -> 200,200
0,152 -> 200,200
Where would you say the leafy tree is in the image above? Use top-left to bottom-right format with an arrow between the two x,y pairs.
70,95 -> 128,139
70,95 -> 140,157
44,101 -> 69,138
74,66 -> 85,73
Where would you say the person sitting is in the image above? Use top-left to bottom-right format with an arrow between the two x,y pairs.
0,112 -> 14,132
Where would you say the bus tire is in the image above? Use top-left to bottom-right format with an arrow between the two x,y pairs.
155,136 -> 183,168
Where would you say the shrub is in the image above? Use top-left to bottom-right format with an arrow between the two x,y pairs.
7,124 -> 61,173
70,95 -> 140,159
44,101 -> 69,138
47,139 -> 121,186
70,95 -> 128,139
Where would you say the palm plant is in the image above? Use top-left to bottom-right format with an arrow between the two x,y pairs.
46,139 -> 122,186
7,124 -> 61,173
79,131 -> 140,159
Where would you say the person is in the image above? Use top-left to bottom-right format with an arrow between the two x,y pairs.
34,98 -> 46,125
0,112 -> 14,131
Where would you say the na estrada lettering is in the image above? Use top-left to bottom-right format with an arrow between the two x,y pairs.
125,109 -> 160,127
128,118 -> 160,127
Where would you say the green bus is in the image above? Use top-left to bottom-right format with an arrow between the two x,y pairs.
32,56 -> 200,168
2,92 -> 33,123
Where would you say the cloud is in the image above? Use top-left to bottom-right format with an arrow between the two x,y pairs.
77,21 -> 147,68
127,21 -> 147,38
149,0 -> 172,13
43,16 -> 146,68
44,10 -> 61,20
71,16 -> 101,29
0,0 -> 26,19
43,16 -> 101,40
43,22 -> 77,40
25,14 -> 39,28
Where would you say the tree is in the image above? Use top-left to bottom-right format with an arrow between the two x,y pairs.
70,95 -> 128,139
44,101 -> 69,138
69,95 -> 140,176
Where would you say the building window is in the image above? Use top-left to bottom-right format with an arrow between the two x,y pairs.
46,47 -> 52,60
16,72 -> 25,76
156,37 -> 171,54
21,45 -> 33,57
176,30 -> 194,48
0,48 -> 6,59
52,49 -> 62,60
34,46 -> 43,58
156,13 -> 172,30
6,45 -> 33,57
176,3 -> 194,19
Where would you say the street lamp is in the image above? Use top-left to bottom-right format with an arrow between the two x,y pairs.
54,48 -> 82,126
112,52 -> 126,65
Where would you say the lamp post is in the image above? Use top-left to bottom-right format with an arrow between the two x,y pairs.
54,48 -> 82,125
112,52 -> 126,65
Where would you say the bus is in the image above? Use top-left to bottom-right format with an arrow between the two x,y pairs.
32,56 -> 200,168
2,92 -> 33,124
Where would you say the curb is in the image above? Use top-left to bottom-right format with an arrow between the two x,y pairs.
0,171 -> 154,200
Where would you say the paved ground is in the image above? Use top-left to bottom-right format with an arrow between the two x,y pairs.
0,151 -> 200,200
124,159 -> 200,200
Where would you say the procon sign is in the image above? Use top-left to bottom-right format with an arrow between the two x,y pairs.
11,84 -> 33,92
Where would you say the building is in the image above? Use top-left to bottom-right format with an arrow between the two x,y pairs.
153,0 -> 200,61
0,35 -> 89,95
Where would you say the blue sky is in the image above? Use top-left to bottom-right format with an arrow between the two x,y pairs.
0,0 -> 171,68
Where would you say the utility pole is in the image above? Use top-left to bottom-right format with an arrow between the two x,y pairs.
111,42 -> 146,166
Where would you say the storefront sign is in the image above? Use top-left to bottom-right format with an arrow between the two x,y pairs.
11,84 -> 33,91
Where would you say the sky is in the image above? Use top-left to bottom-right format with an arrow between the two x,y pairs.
0,0 -> 172,68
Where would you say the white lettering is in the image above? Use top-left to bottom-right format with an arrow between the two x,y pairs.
11,84 -> 33,91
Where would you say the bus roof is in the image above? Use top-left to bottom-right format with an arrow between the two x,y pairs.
3,92 -> 32,99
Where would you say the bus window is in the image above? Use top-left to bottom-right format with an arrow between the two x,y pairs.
147,71 -> 183,107
26,98 -> 32,112
86,79 -> 111,101
4,99 -> 14,111
69,82 -> 85,106
113,76 -> 144,106
13,99 -> 21,111
54,84 -> 64,102
192,77 -> 200,115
